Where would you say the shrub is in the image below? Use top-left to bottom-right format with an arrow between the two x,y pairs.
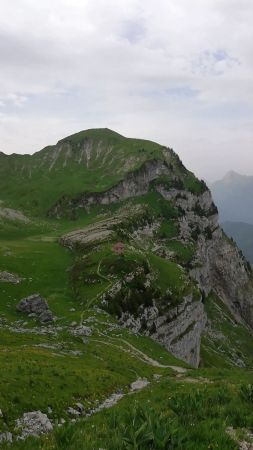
115,405 -> 186,449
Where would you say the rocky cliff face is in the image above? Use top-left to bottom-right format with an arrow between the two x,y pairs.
119,297 -> 206,368
157,185 -> 253,329
49,158 -> 174,217
191,225 -> 253,328
57,154 -> 253,368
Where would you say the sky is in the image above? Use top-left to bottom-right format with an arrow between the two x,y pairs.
1,0 -> 253,181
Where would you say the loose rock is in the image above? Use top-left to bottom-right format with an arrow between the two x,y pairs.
0,271 -> 21,284
0,432 -> 12,444
130,378 -> 149,392
70,325 -> 92,337
75,402 -> 85,413
16,294 -> 54,323
16,411 -> 53,438
67,407 -> 80,416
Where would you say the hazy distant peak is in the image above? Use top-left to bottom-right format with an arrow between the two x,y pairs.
222,170 -> 243,183
211,170 -> 251,186
210,169 -> 253,225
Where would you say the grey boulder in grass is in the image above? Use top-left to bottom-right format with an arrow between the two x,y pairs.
70,325 -> 93,337
16,411 -> 53,438
0,270 -> 21,284
0,432 -> 13,444
16,293 -> 54,322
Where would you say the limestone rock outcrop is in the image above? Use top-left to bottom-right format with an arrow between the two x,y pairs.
49,158 -> 174,217
56,153 -> 253,367
16,294 -> 54,323
157,186 -> 253,329
0,271 -> 21,284
16,411 -> 53,438
120,296 -> 206,367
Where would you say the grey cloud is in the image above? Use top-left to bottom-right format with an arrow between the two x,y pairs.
0,0 -> 253,179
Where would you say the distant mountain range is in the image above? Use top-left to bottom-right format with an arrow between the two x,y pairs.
209,171 -> 253,262
210,171 -> 253,224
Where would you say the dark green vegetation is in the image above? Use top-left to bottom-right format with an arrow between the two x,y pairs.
0,129 -> 252,449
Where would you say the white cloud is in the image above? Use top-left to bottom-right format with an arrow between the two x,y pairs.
0,0 -> 253,179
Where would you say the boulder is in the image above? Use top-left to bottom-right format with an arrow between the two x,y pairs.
16,411 -> 53,438
0,271 -> 21,284
39,310 -> 54,323
70,325 -> 92,337
75,402 -> 85,413
0,432 -> 12,444
67,407 -> 80,416
16,294 -> 54,323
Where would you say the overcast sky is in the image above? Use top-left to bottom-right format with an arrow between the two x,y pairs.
1,0 -> 253,180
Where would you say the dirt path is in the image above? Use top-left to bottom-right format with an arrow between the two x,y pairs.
114,338 -> 187,373
80,258 -> 113,319
175,375 -> 212,384
91,337 -> 187,373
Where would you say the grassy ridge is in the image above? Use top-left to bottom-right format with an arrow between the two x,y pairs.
0,128 -> 205,216
0,129 -> 166,215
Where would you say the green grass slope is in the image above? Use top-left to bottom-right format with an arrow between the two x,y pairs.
0,128 -> 204,216
7,363 -> 253,450
0,129 -> 164,215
